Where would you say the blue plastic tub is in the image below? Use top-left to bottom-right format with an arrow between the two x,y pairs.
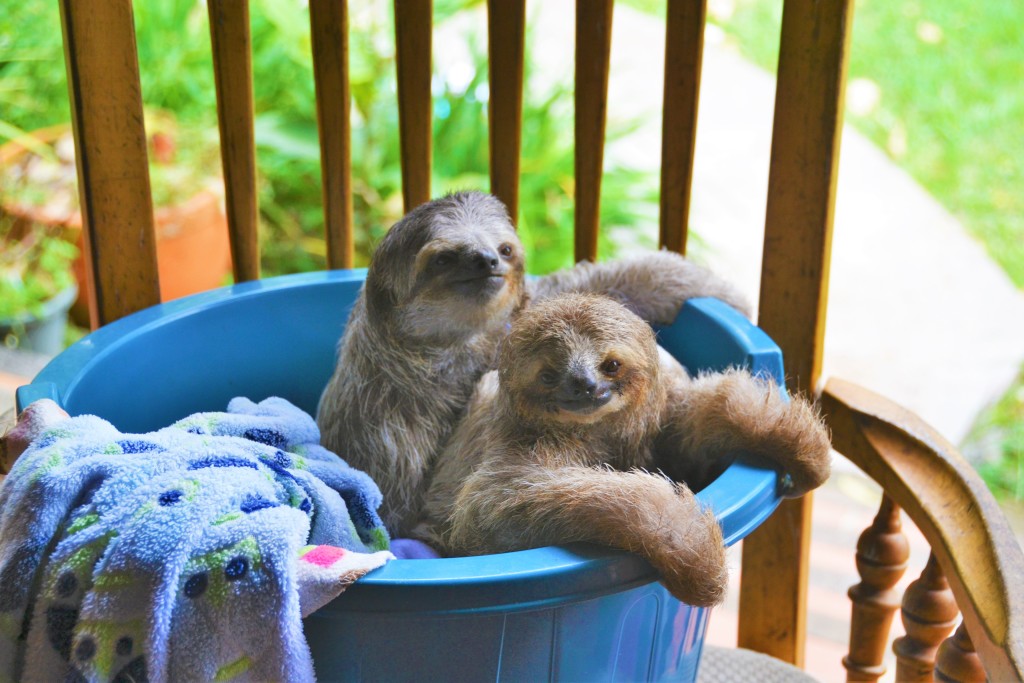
17,270 -> 784,682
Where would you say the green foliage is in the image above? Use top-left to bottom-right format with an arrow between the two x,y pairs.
1,1 -> 656,279
713,0 -> 1024,288
0,4 -> 69,129
229,0 -> 656,275
0,216 -> 78,321
965,366 -> 1024,501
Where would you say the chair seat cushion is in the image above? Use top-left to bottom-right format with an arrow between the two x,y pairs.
698,645 -> 820,683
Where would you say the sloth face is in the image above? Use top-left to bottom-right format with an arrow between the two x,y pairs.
366,192 -> 525,340
500,294 -> 660,427
526,348 -> 632,424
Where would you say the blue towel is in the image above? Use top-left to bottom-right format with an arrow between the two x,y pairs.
0,397 -> 392,682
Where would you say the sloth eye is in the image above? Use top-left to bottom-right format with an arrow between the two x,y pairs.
601,359 -> 621,376
498,243 -> 514,258
433,252 -> 455,267
539,370 -> 560,386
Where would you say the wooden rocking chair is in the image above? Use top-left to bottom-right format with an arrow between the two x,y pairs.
38,0 -> 1024,680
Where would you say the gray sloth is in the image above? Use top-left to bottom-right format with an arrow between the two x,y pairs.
317,191 -> 750,536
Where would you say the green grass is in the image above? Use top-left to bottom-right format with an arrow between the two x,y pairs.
709,0 -> 1024,500
715,0 -> 1024,288
967,365 -> 1024,500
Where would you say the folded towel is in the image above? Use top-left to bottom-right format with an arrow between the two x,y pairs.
0,397 -> 392,682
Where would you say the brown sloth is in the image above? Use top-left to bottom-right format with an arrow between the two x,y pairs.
317,191 -> 751,536
413,293 -> 831,606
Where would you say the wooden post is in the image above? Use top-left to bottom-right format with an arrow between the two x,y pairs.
658,0 -> 707,255
59,0 -> 161,327
310,0 -> 355,269
394,0 -> 433,212
738,0 -> 855,666
574,0 -> 613,264
486,0 -> 526,226
208,0 -> 260,282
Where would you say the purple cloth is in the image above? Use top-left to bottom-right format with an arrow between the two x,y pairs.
389,538 -> 441,560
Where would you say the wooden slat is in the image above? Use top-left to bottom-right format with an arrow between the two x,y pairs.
59,0 -> 160,327
486,0 -> 526,225
738,0 -> 855,665
574,0 -> 613,264
822,378 -> 1024,681
658,0 -> 707,255
207,0 -> 260,282
310,0 -> 354,269
394,0 -> 432,212
737,495 -> 813,665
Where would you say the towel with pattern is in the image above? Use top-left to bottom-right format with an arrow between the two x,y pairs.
0,396 -> 392,682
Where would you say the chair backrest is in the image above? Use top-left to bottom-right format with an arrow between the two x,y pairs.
55,1 -> 1023,680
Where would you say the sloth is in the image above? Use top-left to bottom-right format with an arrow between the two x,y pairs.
412,293 -> 831,606
317,191 -> 751,536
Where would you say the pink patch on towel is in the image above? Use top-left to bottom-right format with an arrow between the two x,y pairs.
301,545 -> 347,567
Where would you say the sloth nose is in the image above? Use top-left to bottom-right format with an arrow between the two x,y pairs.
562,371 -> 610,402
467,248 -> 500,273
568,375 -> 597,397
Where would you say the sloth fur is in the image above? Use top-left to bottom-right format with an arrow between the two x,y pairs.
414,293 -> 831,606
317,191 -> 751,535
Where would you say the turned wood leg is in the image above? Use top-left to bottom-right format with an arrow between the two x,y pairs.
844,495 -> 910,682
935,623 -> 987,683
893,552 -> 959,681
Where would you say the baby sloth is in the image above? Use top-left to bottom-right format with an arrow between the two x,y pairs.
415,293 -> 830,607
318,191 -> 751,536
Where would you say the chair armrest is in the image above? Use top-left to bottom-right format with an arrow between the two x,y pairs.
820,378 -> 1024,680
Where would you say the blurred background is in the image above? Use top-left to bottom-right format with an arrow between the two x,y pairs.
1,2 -> 1022,679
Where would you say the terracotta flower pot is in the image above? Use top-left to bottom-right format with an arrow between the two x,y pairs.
0,124 -> 233,326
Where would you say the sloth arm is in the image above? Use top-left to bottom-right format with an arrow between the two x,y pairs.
527,251 -> 752,324
653,367 -> 832,498
446,462 -> 727,607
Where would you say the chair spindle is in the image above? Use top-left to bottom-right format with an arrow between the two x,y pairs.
843,495 -> 910,682
892,552 -> 959,681
207,0 -> 260,283
310,0 -> 354,269
58,0 -> 162,327
573,0 -> 614,264
394,0 -> 433,213
658,0 -> 707,255
486,0 -> 526,226
935,623 -> 987,683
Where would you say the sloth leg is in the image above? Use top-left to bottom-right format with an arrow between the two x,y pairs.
656,368 -> 832,498
447,464 -> 727,607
